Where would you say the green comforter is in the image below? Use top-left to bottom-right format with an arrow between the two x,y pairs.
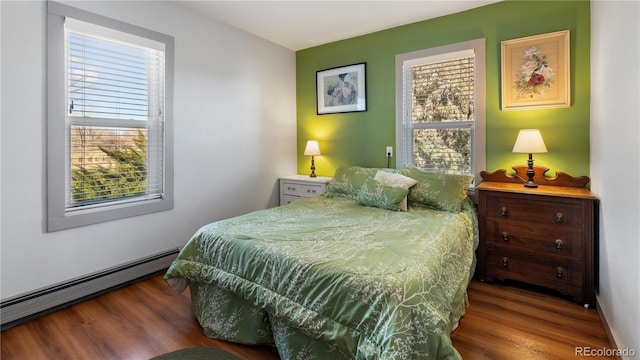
165,196 -> 478,359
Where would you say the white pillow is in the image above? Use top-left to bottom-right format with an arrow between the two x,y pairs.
374,171 -> 418,211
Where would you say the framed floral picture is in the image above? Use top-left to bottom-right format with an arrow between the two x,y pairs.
501,30 -> 570,110
316,63 -> 366,115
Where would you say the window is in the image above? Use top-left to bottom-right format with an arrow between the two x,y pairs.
47,2 -> 174,231
395,39 -> 485,185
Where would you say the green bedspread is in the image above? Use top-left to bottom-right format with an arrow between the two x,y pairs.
165,196 -> 478,359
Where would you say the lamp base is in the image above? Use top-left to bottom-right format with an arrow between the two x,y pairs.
309,156 -> 317,178
523,153 -> 537,188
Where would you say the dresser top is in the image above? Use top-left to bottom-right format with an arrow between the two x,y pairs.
477,181 -> 598,200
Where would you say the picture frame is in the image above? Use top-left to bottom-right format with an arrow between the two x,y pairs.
501,30 -> 570,110
316,63 -> 366,115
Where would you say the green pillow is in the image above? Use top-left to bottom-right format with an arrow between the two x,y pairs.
400,165 -> 473,212
356,178 -> 409,211
324,166 -> 398,199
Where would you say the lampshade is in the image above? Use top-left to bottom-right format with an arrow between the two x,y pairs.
512,129 -> 548,154
304,140 -> 321,156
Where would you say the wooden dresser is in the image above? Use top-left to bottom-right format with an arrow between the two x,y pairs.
476,166 -> 598,308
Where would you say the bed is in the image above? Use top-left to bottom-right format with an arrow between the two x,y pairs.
165,166 -> 478,359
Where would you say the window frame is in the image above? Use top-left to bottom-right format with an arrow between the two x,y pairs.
47,1 -> 174,231
395,39 -> 486,186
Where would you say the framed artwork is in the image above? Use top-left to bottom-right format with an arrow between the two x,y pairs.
501,30 -> 570,110
316,63 -> 366,115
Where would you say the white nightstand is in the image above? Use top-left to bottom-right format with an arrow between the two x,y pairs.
279,175 -> 332,205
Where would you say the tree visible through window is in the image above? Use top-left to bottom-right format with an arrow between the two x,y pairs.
71,127 -> 148,205
47,1 -> 174,231
410,57 -> 474,174
396,39 -> 485,183
64,17 -> 164,209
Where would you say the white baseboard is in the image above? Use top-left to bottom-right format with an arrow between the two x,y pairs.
596,295 -> 623,360
0,248 -> 179,329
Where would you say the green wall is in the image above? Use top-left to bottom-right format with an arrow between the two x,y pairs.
296,0 -> 590,178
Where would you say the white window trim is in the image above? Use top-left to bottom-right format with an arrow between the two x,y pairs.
395,38 -> 486,186
47,1 -> 174,231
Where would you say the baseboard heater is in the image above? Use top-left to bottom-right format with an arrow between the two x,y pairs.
0,248 -> 179,330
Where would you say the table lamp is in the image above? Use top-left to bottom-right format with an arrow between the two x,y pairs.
304,140 -> 321,178
512,129 -> 547,188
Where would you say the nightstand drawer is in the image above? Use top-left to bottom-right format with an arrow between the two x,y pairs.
485,219 -> 580,257
281,194 -> 301,205
281,182 -> 325,197
485,195 -> 574,225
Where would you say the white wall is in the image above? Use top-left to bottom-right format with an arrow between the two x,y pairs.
591,1 -> 640,357
0,1 -> 296,299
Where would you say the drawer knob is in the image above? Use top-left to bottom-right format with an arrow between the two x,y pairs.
556,267 -> 564,278
555,239 -> 564,250
502,257 -> 509,268
502,232 -> 509,241
556,212 -> 564,223
500,207 -> 508,217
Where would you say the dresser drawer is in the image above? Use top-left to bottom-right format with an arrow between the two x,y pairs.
484,219 -> 581,258
486,249 -> 584,290
485,195 -> 576,225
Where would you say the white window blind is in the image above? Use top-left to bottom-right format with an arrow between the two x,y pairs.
402,50 -> 475,175
47,1 -> 174,231
64,18 -> 165,210
395,39 -> 485,185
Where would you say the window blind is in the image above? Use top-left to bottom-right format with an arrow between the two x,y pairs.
64,18 -> 165,210
402,50 -> 475,175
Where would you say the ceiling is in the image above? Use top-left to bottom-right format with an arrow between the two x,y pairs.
176,1 -> 501,51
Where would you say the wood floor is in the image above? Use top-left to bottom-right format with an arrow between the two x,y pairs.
1,274 -> 614,360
